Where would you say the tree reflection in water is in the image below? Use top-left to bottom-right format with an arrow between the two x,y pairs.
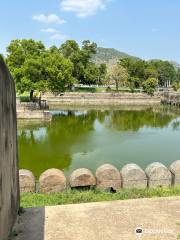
18,107 -> 180,178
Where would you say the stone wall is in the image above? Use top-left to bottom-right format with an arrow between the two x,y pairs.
42,92 -> 161,106
17,110 -> 52,121
0,56 -> 19,240
19,161 -> 180,193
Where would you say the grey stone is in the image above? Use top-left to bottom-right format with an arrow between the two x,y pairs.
121,164 -> 147,189
145,162 -> 172,187
96,164 -> 121,190
170,160 -> 180,186
69,168 -> 96,188
0,56 -> 19,239
19,169 -> 35,193
39,169 -> 66,193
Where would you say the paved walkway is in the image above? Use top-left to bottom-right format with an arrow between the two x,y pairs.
13,197 -> 180,240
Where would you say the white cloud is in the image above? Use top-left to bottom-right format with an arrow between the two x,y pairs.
41,28 -> 59,33
33,14 -> 66,24
50,33 -> 68,41
60,0 -> 107,18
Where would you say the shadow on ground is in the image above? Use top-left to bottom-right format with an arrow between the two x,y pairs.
12,207 -> 45,240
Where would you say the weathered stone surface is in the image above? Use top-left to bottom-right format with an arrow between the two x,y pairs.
121,164 -> 147,189
0,56 -> 19,239
170,160 -> 180,186
96,164 -> 121,190
145,162 -> 172,187
39,169 -> 66,193
69,168 -> 96,187
42,92 -> 161,106
19,170 -> 35,193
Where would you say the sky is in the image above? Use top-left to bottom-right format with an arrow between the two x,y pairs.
1,0 -> 180,62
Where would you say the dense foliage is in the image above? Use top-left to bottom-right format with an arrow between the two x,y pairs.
6,39 -> 107,99
108,57 -> 179,94
5,38 -> 180,98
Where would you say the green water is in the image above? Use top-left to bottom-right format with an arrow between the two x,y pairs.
18,106 -> 180,178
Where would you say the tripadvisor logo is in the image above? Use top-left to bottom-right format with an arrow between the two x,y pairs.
135,227 -> 143,236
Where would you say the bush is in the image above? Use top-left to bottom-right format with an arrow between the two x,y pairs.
142,77 -> 158,95
172,82 -> 180,92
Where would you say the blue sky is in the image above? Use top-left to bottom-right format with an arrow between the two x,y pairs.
1,0 -> 180,62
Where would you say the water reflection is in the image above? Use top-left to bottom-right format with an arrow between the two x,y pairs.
106,109 -> 174,131
18,107 -> 180,178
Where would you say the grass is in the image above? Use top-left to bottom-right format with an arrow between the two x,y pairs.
16,92 -> 30,102
16,87 -> 143,99
21,186 -> 180,208
72,87 -> 142,93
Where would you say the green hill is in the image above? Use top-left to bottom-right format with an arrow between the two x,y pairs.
92,47 -> 138,67
92,47 -> 180,70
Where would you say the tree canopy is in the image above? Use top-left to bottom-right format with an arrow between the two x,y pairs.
5,38 -> 180,98
6,39 -> 100,99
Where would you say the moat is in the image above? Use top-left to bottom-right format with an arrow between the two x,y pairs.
18,106 -> 180,178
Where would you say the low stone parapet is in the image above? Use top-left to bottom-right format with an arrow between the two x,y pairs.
19,169 -> 36,193
42,92 -> 161,106
39,169 -> 66,193
121,164 -> 147,189
17,110 -> 52,121
69,168 -> 96,188
145,162 -> 172,187
170,160 -> 180,186
96,164 -> 121,190
19,160 -> 180,193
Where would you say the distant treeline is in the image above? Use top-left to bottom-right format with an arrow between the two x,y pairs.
3,39 -> 180,99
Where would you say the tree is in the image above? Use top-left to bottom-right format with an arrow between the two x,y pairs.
128,77 -> 141,92
120,58 -> 146,83
6,39 -> 75,99
145,64 -> 158,79
6,39 -> 45,100
176,68 -> 180,83
60,40 -> 97,84
60,40 -> 80,59
109,64 -> 129,91
172,82 -> 180,92
142,77 -> 158,95
20,57 -> 47,100
150,60 -> 176,86
98,64 -> 107,84
81,40 -> 97,62
83,63 -> 99,85
40,50 -> 74,93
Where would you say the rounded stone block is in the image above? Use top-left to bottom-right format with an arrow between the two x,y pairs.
121,164 -> 147,189
145,162 -> 172,187
39,169 -> 66,193
69,168 -> 96,188
96,164 -> 121,190
19,169 -> 35,193
170,160 -> 180,186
